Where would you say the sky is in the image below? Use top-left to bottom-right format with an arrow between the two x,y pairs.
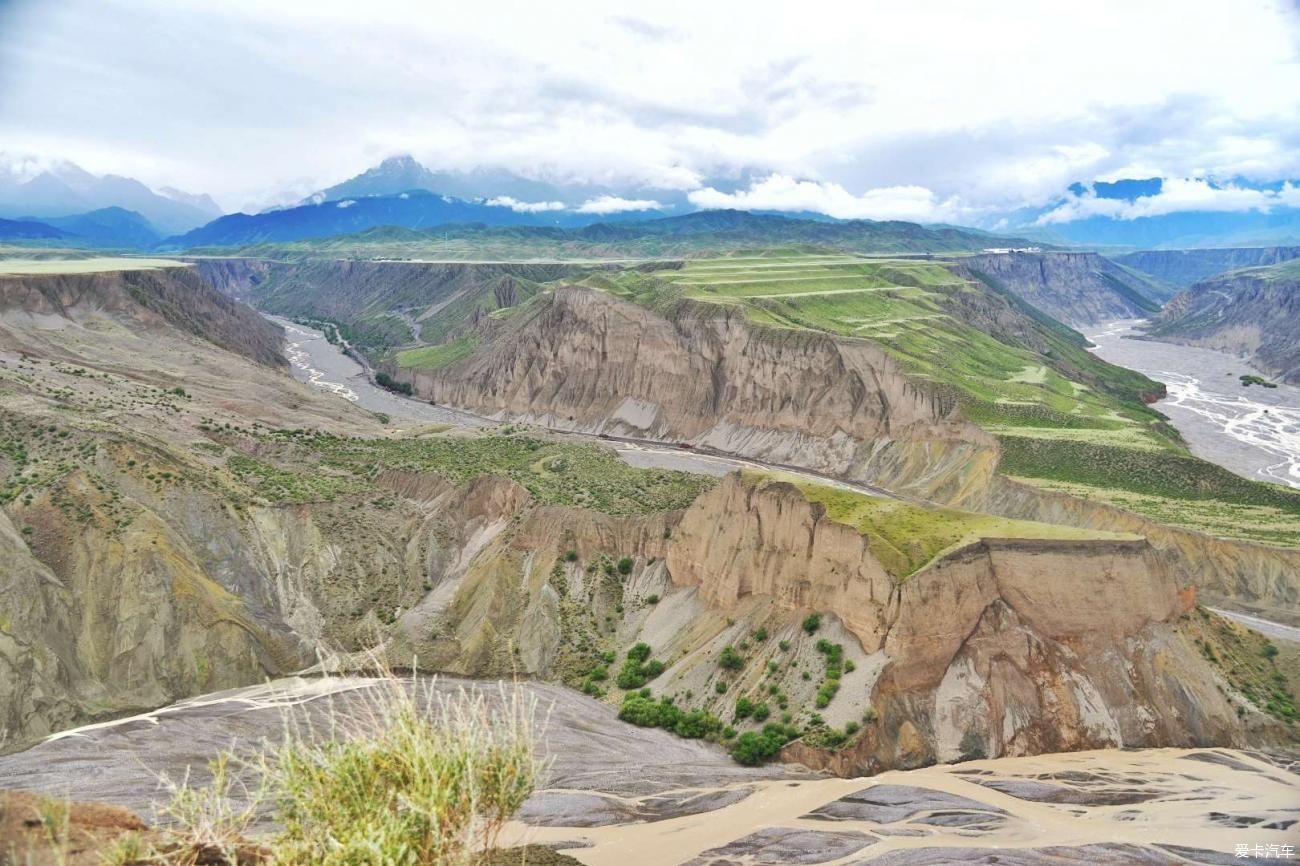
1,0 -> 1298,221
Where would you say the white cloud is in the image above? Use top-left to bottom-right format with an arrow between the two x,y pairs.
688,174 -> 972,223
335,199 -> 356,208
0,0 -> 1296,216
485,196 -> 565,213
575,195 -> 663,214
1038,178 -> 1300,224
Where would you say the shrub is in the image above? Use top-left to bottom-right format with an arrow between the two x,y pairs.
617,643 -> 666,689
802,613 -> 822,634
752,703 -> 770,722
374,371 -> 414,396
620,693 -> 722,740
715,680 -> 728,694
646,594 -> 660,605
719,645 -> 744,670
734,697 -> 755,720
778,640 -> 791,652
564,549 -> 579,562
753,627 -> 768,641
617,556 -> 634,575
1263,642 -> 1280,659
729,723 -> 801,766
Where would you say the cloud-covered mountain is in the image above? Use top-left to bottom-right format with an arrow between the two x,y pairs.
1018,177 -> 1300,249
0,156 -> 222,234
168,188 -> 676,248
298,155 -> 684,215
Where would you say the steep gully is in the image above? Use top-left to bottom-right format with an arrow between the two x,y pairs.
279,313 -> 1299,637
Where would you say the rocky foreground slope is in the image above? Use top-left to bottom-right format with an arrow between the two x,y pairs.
1146,259 -> 1300,385
2,263 -> 1293,768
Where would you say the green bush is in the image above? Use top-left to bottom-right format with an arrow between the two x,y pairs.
617,556 -> 634,575
719,645 -> 745,670
729,723 -> 801,766
753,627 -> 768,641
734,697 -> 755,720
616,643 -> 666,689
802,613 -> 822,634
715,680 -> 728,694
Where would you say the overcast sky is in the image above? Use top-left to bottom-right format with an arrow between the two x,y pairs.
1,0 -> 1298,220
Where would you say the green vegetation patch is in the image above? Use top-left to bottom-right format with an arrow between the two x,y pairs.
745,470 -> 1134,577
268,429 -> 715,516
395,336 -> 478,370
1184,607 -> 1297,725
999,436 -> 1300,512
227,454 -> 359,504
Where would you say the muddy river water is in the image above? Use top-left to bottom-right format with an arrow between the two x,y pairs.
1088,321 -> 1300,489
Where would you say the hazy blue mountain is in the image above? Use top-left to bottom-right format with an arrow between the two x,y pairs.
0,216 -> 71,241
40,207 -> 161,249
166,190 -> 551,247
0,157 -> 221,234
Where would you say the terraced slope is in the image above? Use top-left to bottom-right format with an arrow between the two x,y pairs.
575,254 -> 1174,448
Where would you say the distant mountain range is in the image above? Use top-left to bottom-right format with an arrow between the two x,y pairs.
4,154 -> 1299,254
0,156 -> 220,234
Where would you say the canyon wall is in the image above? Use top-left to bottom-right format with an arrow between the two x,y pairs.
410,286 -> 998,504
958,251 -> 1166,325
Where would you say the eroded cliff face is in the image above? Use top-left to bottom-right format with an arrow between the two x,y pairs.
659,476 -> 1246,772
984,478 -> 1300,626
958,252 -> 1165,325
1115,246 -> 1300,289
408,287 -> 997,504
0,267 -> 286,368
1147,263 -> 1300,384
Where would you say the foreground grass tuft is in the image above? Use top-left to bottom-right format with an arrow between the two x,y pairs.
153,673 -> 544,865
